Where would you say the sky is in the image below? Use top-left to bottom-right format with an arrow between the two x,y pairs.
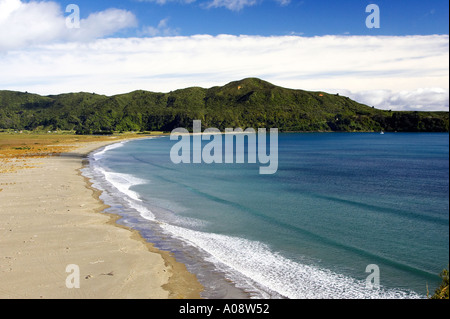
0,0 -> 449,111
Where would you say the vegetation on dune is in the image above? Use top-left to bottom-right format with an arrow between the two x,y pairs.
0,78 -> 448,134
429,268 -> 449,299
0,131 -> 151,174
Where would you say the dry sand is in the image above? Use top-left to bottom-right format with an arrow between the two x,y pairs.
0,137 -> 203,299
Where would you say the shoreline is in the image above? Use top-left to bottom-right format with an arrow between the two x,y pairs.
79,140 -> 205,298
83,138 -> 252,299
0,136 -> 203,299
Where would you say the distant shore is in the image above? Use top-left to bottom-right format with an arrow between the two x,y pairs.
0,133 -> 203,299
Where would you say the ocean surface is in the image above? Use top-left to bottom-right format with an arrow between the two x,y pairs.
82,132 -> 449,299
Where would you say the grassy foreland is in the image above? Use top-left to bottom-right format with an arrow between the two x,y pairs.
0,78 -> 448,133
0,132 -> 158,174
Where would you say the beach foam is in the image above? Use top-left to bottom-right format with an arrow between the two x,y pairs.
91,168 -> 156,220
125,198 -> 156,221
93,141 -> 126,161
160,224 -> 422,299
101,170 -> 147,202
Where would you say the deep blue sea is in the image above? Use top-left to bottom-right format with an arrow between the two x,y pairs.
83,132 -> 449,299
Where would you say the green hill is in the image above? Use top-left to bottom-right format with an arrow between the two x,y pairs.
0,78 -> 448,134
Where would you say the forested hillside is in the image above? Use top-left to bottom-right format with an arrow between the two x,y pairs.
0,78 -> 448,134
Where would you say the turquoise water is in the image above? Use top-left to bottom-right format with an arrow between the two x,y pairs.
84,133 -> 449,299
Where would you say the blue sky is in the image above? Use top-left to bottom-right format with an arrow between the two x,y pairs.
63,0 -> 449,37
0,0 -> 449,111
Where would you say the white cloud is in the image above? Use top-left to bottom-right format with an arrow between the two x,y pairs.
137,0 -> 196,4
274,0 -> 291,6
387,88 -> 449,111
204,0 -> 259,11
332,88 -> 449,111
68,8 -> 138,41
137,0 -> 288,11
0,0 -> 137,51
139,18 -> 180,37
0,0 -> 21,23
0,34 -> 448,111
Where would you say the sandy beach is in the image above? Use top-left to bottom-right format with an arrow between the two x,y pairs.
0,135 -> 203,299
